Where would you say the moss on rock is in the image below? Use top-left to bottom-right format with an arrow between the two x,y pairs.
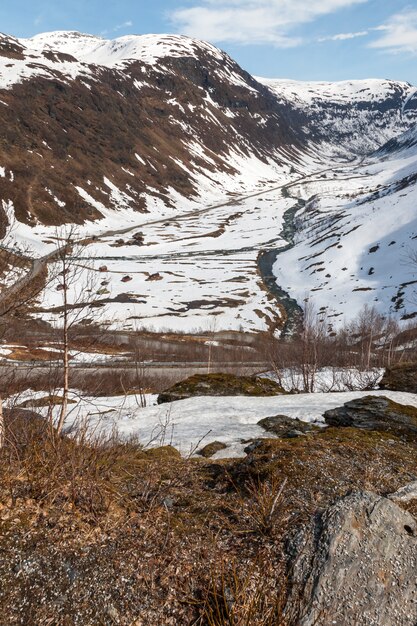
157,373 -> 286,404
145,445 -> 181,459
380,362 -> 417,393
324,395 -> 417,437
197,441 -> 227,458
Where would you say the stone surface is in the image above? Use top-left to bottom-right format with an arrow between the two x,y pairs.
157,373 -> 286,404
388,481 -> 417,502
380,363 -> 417,393
257,414 -> 319,438
286,491 -> 417,626
323,395 -> 417,437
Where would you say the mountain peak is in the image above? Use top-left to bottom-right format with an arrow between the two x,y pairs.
20,31 -> 227,67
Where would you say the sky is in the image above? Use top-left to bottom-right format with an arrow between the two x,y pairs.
2,0 -> 417,83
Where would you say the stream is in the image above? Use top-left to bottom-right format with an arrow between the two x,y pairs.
257,198 -> 305,337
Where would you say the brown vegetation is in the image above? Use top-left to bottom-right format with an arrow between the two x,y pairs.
0,408 -> 416,624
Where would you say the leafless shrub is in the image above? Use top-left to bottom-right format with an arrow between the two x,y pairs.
268,302 -> 417,392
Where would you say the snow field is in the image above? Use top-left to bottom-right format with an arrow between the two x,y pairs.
16,389 -> 417,459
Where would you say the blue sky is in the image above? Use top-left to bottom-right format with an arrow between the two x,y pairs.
2,0 -> 417,83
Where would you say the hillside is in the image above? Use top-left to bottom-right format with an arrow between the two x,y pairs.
260,77 -> 417,158
0,31 -> 305,231
272,126 -> 417,326
0,31 -> 416,331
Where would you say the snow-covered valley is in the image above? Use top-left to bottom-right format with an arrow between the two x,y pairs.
0,31 -> 416,332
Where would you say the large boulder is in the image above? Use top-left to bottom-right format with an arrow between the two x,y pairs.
323,395 -> 417,437
157,373 -> 285,404
286,491 -> 417,626
380,362 -> 417,393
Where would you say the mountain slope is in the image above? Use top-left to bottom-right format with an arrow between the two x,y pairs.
1,32 -> 417,235
259,78 -> 417,158
272,128 -> 417,326
0,32 -> 306,233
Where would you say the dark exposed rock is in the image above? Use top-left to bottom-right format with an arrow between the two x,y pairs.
243,439 -> 265,454
380,362 -> 417,393
197,441 -> 227,458
258,414 -> 320,438
146,272 -> 162,281
157,373 -> 286,404
286,491 -> 417,626
323,395 -> 417,437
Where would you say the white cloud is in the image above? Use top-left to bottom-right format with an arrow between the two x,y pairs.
170,0 -> 369,46
318,30 -> 368,42
369,10 -> 417,54
101,20 -> 133,36
114,20 -> 133,32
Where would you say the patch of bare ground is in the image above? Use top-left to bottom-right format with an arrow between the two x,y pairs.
0,411 -> 416,625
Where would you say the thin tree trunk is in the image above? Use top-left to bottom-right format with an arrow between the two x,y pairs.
56,260 -> 69,436
0,395 -> 4,449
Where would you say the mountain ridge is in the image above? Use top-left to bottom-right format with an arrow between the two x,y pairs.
0,30 -> 416,231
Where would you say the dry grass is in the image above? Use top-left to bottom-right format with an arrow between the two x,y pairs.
0,409 -> 416,624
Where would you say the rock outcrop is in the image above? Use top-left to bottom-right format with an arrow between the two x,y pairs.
380,363 -> 417,393
157,373 -> 286,404
388,481 -> 417,503
323,395 -> 417,437
286,491 -> 417,626
257,415 -> 320,438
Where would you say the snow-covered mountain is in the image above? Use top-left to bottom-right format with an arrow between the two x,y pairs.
0,31 -> 416,230
259,78 -> 417,158
0,31 -> 306,231
0,30 -> 416,331
272,128 -> 417,327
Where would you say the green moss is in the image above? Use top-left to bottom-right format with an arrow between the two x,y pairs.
158,373 -> 286,403
385,398 -> 417,424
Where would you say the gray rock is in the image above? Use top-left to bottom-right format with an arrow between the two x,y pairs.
388,481 -> 417,502
286,491 -> 417,626
323,395 -> 417,437
257,415 -> 319,438
243,439 -> 264,454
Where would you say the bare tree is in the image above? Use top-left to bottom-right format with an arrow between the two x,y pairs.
50,227 -> 104,435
